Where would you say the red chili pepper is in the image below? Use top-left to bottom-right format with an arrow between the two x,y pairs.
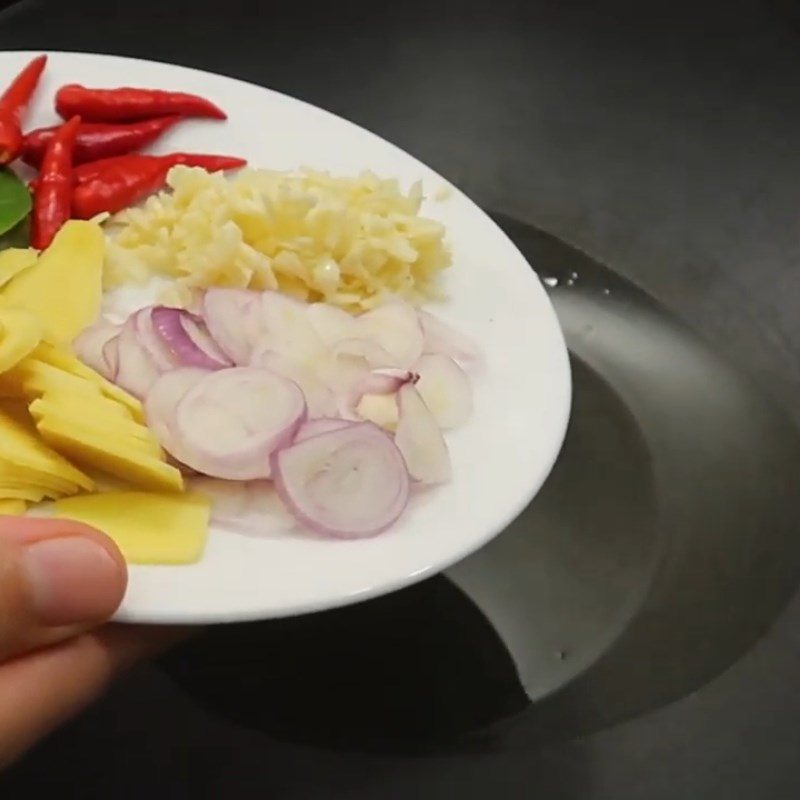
72,153 -> 247,219
0,54 -> 47,165
56,84 -> 226,123
31,116 -> 81,249
21,115 -> 182,168
73,152 -> 247,185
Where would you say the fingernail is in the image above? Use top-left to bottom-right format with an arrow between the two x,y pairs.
22,536 -> 125,625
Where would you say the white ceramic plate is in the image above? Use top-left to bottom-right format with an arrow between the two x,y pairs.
6,50 -> 571,624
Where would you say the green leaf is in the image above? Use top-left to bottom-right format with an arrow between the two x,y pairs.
0,216 -> 29,250
0,169 -> 30,239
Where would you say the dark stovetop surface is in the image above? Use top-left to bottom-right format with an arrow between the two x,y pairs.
3,1 -> 800,797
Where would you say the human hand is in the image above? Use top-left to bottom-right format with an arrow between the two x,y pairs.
0,516 -> 179,768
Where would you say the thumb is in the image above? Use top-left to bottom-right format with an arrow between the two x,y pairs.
0,517 -> 127,661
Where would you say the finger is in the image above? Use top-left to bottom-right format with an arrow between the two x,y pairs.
0,624 -> 188,769
0,517 -> 127,660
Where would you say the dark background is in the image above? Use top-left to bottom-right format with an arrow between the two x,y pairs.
2,0 -> 800,797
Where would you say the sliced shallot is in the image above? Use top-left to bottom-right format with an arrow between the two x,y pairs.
173,367 -> 306,480
271,422 -> 410,538
306,302 -> 355,345
316,351 -> 372,398
73,321 -> 121,379
201,288 -> 262,365
133,307 -> 176,371
145,367 -> 211,453
151,306 -> 231,370
102,334 -> 121,380
189,477 -> 296,536
339,368 -> 417,422
355,394 -> 400,431
358,369 -> 418,396
179,313 -> 233,368
354,301 -> 424,368
394,384 -> 452,484
418,309 -> 481,364
114,316 -> 161,398
331,337 -> 398,369
252,350 -> 337,418
294,417 -> 353,443
255,291 -> 326,364
414,354 -> 473,429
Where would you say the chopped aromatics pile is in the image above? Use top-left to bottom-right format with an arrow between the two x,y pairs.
0,53 -> 483,565
104,166 -> 452,311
